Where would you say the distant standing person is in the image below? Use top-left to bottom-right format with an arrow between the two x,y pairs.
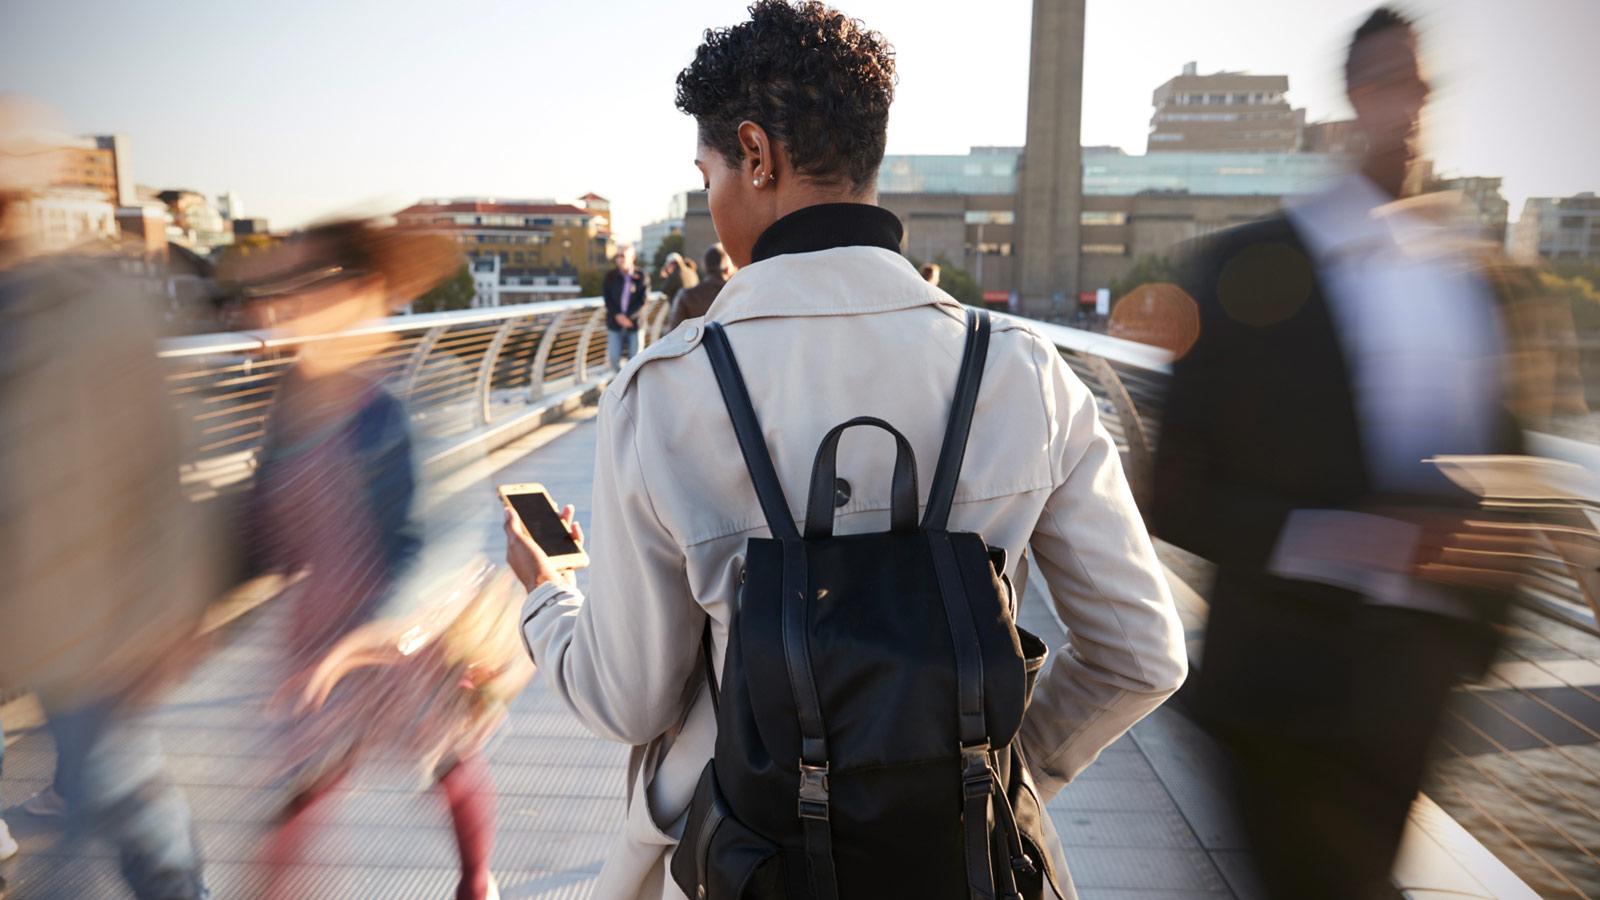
666,243 -> 736,330
604,245 -> 649,371
919,262 -> 940,287
658,251 -> 697,312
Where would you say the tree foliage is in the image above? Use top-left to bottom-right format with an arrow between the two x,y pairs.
411,263 -> 475,313
1108,254 -> 1182,300
579,268 -> 606,298
652,231 -> 685,273
907,253 -> 983,306
1542,270 -> 1600,333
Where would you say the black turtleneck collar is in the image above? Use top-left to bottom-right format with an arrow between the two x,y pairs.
748,203 -> 905,264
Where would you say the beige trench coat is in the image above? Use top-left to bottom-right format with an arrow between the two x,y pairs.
521,245 -> 1188,899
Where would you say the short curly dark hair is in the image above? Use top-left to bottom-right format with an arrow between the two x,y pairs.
675,0 -> 896,194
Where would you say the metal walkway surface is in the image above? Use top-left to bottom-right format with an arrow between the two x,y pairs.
1,405 -> 1254,900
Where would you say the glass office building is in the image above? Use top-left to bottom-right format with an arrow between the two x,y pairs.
878,148 -> 1022,195
879,147 -> 1351,197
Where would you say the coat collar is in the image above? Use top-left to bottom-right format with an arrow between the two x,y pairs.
749,202 -> 904,263
704,202 -> 961,325
706,243 -> 964,325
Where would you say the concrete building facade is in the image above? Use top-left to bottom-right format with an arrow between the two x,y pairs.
1148,63 -> 1299,153
396,198 -> 615,270
1423,174 -> 1509,243
1014,0 -> 1086,315
17,186 -> 118,251
467,254 -> 582,307
639,217 -> 683,269
56,135 -> 136,207
1512,193 -> 1600,263
876,145 -> 1349,298
678,191 -> 720,271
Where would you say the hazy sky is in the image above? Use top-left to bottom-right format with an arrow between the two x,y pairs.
1,0 -> 1593,242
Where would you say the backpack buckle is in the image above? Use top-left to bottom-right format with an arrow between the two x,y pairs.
797,763 -> 830,821
961,741 -> 993,796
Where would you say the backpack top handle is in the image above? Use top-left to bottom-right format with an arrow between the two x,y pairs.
803,416 -> 920,539
922,309 -> 991,532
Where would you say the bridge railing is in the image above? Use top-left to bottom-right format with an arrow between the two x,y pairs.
158,300 -> 1597,635
159,295 -> 674,491
1017,317 -> 1600,637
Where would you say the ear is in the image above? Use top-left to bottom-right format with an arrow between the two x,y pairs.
736,120 -> 775,187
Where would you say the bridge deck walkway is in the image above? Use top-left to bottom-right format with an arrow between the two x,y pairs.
1,406 -> 1249,899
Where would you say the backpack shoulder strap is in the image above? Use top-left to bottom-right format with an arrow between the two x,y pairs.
703,322 -> 800,540
921,309 -> 991,531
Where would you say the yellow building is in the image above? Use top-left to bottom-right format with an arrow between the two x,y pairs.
55,135 -> 136,207
395,197 -> 615,271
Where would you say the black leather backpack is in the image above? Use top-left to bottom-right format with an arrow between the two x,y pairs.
671,309 -> 1061,900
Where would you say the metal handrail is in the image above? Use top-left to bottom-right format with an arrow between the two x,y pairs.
162,294 -> 666,487
157,297 -> 615,358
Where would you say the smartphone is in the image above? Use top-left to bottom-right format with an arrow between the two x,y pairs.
498,483 -> 589,569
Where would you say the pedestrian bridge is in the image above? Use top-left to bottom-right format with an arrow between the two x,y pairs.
2,297 -> 1595,899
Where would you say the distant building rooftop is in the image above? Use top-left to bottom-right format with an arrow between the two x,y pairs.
399,199 -> 594,218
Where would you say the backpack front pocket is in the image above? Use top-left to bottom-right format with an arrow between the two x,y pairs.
672,762 -> 785,899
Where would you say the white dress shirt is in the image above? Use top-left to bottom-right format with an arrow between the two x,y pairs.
1271,174 -> 1506,615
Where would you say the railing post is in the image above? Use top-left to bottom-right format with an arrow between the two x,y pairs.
1086,354 -> 1154,510
527,310 -> 566,403
475,319 -> 517,427
398,325 -> 447,405
573,308 -> 606,385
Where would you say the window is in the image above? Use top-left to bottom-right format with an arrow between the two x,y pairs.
1080,210 -> 1127,225
1158,112 -> 1240,122
1082,243 -> 1127,255
964,210 -> 1015,225
1150,133 -> 1184,142
1207,94 -> 1225,104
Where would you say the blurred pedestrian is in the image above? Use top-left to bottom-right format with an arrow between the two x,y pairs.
1150,10 -> 1548,899
231,222 -> 515,900
666,242 -> 735,330
604,245 -> 649,370
919,262 -> 940,286
0,727 -> 13,864
0,94 -> 221,900
506,3 -> 1186,898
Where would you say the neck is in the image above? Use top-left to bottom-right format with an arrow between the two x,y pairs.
1360,150 -> 1409,200
770,182 -> 875,222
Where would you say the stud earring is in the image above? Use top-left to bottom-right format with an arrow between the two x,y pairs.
753,178 -> 760,187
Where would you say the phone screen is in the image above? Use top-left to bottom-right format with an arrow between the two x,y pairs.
506,491 -> 583,557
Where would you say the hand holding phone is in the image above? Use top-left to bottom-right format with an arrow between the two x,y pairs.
500,483 -> 587,593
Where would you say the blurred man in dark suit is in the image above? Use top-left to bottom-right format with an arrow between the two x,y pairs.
1150,9 -> 1545,899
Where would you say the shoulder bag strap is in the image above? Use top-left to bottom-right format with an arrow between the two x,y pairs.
702,322 -> 800,540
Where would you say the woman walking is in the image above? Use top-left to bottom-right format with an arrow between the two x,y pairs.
234,223 -> 520,900
505,3 -> 1187,898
